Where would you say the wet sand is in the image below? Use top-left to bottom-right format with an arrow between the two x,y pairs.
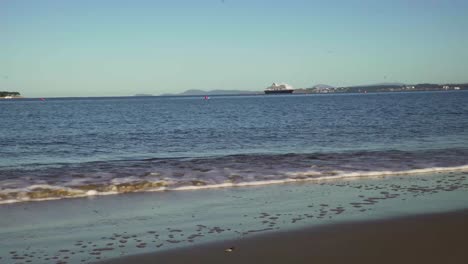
99,209 -> 468,264
2,172 -> 468,263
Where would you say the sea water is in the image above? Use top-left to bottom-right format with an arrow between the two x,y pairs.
1,91 -> 468,263
1,91 -> 467,203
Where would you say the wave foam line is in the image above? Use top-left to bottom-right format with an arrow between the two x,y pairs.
172,165 -> 468,191
289,164 -> 468,181
1,165 -> 468,205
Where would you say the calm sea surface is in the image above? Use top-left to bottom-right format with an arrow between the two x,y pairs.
1,92 -> 468,203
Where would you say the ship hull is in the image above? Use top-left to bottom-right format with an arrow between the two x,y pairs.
264,90 -> 294,94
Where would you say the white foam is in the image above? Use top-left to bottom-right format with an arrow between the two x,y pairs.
302,164 -> 468,180
86,190 -> 98,196
169,165 -> 468,191
1,165 -> 468,205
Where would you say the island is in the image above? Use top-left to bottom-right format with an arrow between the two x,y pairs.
0,91 -> 22,99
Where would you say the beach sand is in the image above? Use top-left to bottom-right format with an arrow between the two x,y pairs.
99,209 -> 468,264
2,171 -> 468,264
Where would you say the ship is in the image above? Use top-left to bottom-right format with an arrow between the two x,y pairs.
264,83 -> 294,94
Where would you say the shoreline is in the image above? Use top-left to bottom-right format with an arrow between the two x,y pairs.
3,160 -> 468,205
2,171 -> 467,264
99,209 -> 468,264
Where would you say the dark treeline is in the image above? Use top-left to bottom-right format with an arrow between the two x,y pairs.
0,91 -> 21,97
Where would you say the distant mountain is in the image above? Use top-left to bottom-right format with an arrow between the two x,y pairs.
180,89 -> 208,95
134,94 -> 153,97
161,89 -> 259,96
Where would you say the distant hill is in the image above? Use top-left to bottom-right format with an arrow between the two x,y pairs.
134,94 -> 153,97
161,89 -> 259,96
159,82 -> 468,96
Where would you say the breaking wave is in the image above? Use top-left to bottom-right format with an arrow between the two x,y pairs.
1,149 -> 468,204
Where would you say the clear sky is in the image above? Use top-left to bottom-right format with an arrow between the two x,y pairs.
1,0 -> 468,97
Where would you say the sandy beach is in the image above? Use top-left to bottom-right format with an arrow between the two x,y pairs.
1,171 -> 468,264
99,209 -> 468,264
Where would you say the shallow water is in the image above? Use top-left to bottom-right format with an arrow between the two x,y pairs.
1,171 -> 467,264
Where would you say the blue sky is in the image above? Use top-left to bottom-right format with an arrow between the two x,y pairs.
1,0 -> 468,97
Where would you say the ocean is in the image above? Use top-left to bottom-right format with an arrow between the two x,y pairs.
2,91 -> 468,264
1,91 -> 468,203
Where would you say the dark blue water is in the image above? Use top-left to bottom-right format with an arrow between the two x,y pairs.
1,92 -> 468,202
